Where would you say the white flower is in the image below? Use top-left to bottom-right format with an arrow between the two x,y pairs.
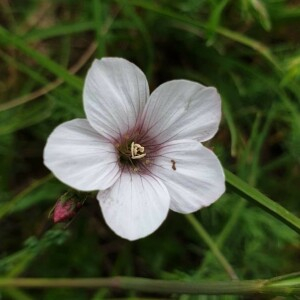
44,57 -> 225,241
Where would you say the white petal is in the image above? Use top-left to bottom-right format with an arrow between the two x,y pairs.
98,173 -> 170,240
83,57 -> 149,141
141,80 -> 221,143
152,139 -> 225,213
44,119 -> 120,191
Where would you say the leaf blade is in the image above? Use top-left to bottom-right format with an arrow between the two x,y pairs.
225,169 -> 300,234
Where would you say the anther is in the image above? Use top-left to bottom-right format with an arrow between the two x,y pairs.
131,142 -> 146,160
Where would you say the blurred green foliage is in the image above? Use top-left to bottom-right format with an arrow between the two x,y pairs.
0,0 -> 299,299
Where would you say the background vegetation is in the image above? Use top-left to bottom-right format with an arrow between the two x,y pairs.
0,0 -> 299,299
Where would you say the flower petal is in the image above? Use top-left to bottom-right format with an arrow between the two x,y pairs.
98,173 -> 170,240
152,139 -> 225,213
141,80 -> 221,143
83,57 -> 149,141
44,119 -> 120,191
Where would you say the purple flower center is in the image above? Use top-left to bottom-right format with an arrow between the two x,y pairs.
116,128 -> 158,173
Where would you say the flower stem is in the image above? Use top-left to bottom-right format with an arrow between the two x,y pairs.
195,200 -> 245,279
185,214 -> 238,280
0,275 -> 299,295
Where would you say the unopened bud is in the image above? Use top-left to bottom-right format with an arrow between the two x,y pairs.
53,199 -> 76,223
49,192 -> 85,224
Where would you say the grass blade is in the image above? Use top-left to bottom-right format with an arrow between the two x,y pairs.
225,169 -> 300,234
127,0 -> 279,68
0,26 -> 83,90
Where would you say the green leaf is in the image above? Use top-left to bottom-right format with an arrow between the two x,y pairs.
0,174 -> 53,220
11,180 -> 65,213
251,0 -> 271,31
23,21 -> 95,41
127,0 -> 279,68
225,169 -> 300,234
0,26 -> 83,90
206,0 -> 230,45
0,99 -> 53,135
281,55 -> 300,86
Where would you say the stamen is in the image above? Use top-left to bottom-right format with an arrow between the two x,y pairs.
131,142 -> 146,160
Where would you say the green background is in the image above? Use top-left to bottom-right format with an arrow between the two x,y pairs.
0,0 -> 299,299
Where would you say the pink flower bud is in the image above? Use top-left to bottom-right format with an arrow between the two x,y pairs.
53,199 -> 77,223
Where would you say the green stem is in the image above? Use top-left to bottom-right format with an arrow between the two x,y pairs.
185,214 -> 238,280
0,276 -> 299,295
195,200 -> 245,278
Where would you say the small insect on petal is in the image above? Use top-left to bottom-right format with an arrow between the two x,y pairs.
171,159 -> 176,171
